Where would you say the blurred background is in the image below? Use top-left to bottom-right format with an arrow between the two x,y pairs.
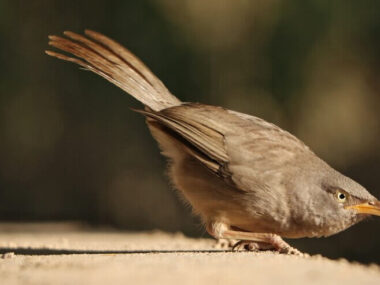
1,0 -> 380,263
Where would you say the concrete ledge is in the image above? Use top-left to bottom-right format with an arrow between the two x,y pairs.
0,223 -> 379,284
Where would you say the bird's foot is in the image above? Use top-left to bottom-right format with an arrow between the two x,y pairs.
266,235 -> 306,256
267,235 -> 302,255
232,237 -> 305,256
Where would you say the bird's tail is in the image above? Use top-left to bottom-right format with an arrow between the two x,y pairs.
46,30 -> 181,111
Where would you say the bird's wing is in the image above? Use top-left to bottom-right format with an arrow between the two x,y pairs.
135,103 -> 312,191
133,103 -> 233,182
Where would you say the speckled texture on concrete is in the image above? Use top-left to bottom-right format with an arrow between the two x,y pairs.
0,223 -> 379,285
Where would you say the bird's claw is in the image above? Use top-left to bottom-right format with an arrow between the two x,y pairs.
278,245 -> 304,256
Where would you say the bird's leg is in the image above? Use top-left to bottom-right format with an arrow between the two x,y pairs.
206,222 -> 302,255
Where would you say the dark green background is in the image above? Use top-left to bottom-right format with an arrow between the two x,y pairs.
1,0 -> 380,263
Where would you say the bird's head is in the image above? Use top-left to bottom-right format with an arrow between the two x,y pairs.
321,168 -> 380,229
288,159 -> 380,238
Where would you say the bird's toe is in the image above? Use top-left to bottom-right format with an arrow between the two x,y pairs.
279,245 -> 308,257
213,238 -> 237,249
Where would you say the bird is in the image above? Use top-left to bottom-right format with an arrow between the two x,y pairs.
46,30 -> 380,254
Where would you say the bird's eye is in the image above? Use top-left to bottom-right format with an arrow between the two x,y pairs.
336,191 -> 346,203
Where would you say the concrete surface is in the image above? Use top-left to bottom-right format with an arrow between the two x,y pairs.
0,223 -> 379,285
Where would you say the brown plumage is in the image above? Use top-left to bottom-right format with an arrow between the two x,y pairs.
47,30 -> 380,254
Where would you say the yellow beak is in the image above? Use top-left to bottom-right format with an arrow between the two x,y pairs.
345,200 -> 380,216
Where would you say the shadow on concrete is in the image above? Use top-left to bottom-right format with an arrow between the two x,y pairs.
0,247 -> 231,256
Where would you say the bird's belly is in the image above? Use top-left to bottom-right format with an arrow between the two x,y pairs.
171,155 -> 244,219
170,153 -> 301,235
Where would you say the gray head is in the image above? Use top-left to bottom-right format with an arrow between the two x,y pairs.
287,157 -> 380,238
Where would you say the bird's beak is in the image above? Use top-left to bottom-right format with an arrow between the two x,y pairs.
345,200 -> 380,216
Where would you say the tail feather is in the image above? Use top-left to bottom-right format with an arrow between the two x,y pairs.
46,30 -> 181,111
